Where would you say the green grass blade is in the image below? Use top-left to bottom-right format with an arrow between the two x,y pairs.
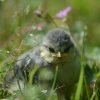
75,30 -> 86,100
51,66 -> 58,91
28,64 -> 39,85
47,66 -> 58,100
75,66 -> 84,100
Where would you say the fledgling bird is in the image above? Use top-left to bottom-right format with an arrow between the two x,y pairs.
3,28 -> 81,100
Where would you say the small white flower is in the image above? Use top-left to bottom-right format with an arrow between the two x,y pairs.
29,34 -> 33,37
41,89 -> 47,94
6,50 -> 10,54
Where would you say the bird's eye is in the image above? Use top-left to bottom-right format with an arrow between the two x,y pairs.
48,47 -> 55,53
44,45 -> 55,53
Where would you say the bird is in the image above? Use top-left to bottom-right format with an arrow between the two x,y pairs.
3,28 -> 81,100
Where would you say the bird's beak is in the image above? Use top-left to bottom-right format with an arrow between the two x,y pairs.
52,52 -> 62,58
56,52 -> 61,58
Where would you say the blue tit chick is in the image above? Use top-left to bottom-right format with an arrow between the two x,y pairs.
3,28 -> 81,100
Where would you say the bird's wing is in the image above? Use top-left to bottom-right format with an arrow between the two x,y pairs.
3,47 -> 41,92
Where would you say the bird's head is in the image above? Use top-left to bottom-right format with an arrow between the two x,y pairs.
40,28 -> 74,63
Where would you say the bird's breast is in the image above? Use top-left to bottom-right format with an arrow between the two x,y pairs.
53,52 -> 80,85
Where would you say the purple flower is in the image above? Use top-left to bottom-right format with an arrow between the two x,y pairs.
55,6 -> 72,19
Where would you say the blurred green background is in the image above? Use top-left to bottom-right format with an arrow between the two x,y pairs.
0,0 -> 100,99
